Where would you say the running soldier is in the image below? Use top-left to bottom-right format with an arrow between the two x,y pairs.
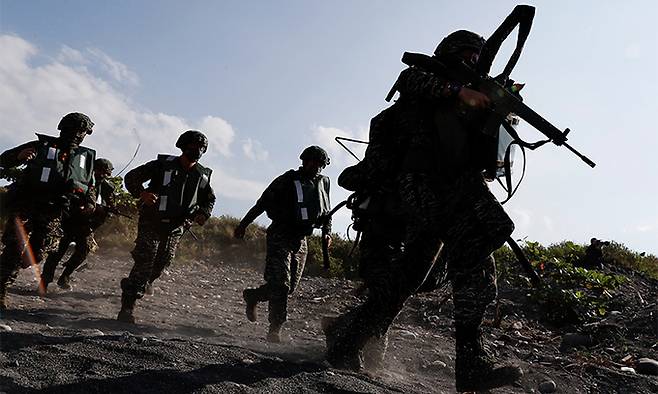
40,158 -> 116,290
324,31 -> 523,392
0,113 -> 96,313
117,130 -> 215,323
235,146 -> 331,343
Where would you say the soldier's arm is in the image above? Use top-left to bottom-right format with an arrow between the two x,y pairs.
123,160 -> 159,198
197,181 -> 216,220
238,173 -> 287,227
0,141 -> 38,169
321,177 -> 332,233
396,67 -> 454,101
103,181 -> 117,208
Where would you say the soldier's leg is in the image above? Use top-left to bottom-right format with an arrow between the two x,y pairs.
262,233 -> 296,341
326,227 -> 439,369
148,227 -> 184,283
28,212 -> 63,293
41,231 -> 72,285
144,227 -> 183,295
58,229 -> 95,289
0,216 -> 27,311
442,177 -> 520,391
118,222 -> 160,323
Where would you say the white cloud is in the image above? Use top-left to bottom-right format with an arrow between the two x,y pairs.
86,48 -> 139,86
242,138 -> 269,161
311,125 -> 368,167
624,43 -> 642,59
0,34 -> 258,202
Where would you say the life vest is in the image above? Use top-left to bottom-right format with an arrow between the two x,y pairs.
24,134 -> 96,196
292,172 -> 330,228
148,154 -> 212,221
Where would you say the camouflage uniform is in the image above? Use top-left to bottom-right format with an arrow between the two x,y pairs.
0,113 -> 96,311
240,164 -> 331,339
118,154 -> 215,320
40,178 -> 115,287
327,32 -> 522,391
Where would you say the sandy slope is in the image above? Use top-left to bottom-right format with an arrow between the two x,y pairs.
0,252 -> 656,393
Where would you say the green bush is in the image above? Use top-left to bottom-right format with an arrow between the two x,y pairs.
495,240 -> 628,325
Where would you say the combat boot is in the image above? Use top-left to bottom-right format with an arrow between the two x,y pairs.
243,288 -> 258,322
117,294 -> 136,324
144,281 -> 154,296
322,316 -> 363,371
266,324 -> 282,343
0,284 -> 7,317
56,274 -> 71,290
455,325 -> 523,392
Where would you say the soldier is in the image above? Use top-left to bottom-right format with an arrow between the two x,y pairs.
0,113 -> 96,313
40,158 -> 117,290
579,237 -> 610,269
235,146 -> 331,343
117,130 -> 215,323
324,31 -> 523,392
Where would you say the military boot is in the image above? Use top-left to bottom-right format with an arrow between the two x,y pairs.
56,274 -> 71,290
117,293 -> 136,324
266,323 -> 282,343
455,325 -> 523,392
0,284 -> 7,316
322,316 -> 363,371
144,281 -> 154,296
243,288 -> 259,322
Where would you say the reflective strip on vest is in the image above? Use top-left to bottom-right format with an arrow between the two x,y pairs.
163,170 -> 172,186
79,155 -> 86,169
47,147 -> 57,160
300,207 -> 308,220
159,195 -> 168,211
294,180 -> 304,203
40,167 -> 50,182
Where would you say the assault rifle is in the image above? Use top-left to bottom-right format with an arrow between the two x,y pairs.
105,206 -> 133,220
316,200 -> 348,270
396,5 -> 596,170
182,205 -> 201,241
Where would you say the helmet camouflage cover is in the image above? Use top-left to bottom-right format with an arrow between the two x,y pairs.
94,158 -> 114,173
176,130 -> 208,152
300,145 -> 330,166
434,30 -> 486,57
57,112 -> 94,134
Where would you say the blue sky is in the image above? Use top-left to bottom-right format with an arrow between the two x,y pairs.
1,1 -> 657,254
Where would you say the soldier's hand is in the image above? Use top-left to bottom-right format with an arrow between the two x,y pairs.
234,224 -> 246,239
194,213 -> 207,226
17,147 -> 37,162
324,234 -> 332,248
139,191 -> 158,206
457,87 -> 490,109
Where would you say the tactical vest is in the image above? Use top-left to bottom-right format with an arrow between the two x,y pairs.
96,179 -> 115,207
25,134 -> 96,196
148,155 -> 212,221
292,172 -> 330,230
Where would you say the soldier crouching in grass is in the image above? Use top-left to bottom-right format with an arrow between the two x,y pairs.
234,146 -> 331,343
117,130 -> 216,324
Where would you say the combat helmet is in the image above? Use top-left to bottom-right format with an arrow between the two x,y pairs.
434,30 -> 486,57
300,145 -> 330,166
94,158 -> 114,173
58,112 -> 94,134
176,130 -> 208,152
